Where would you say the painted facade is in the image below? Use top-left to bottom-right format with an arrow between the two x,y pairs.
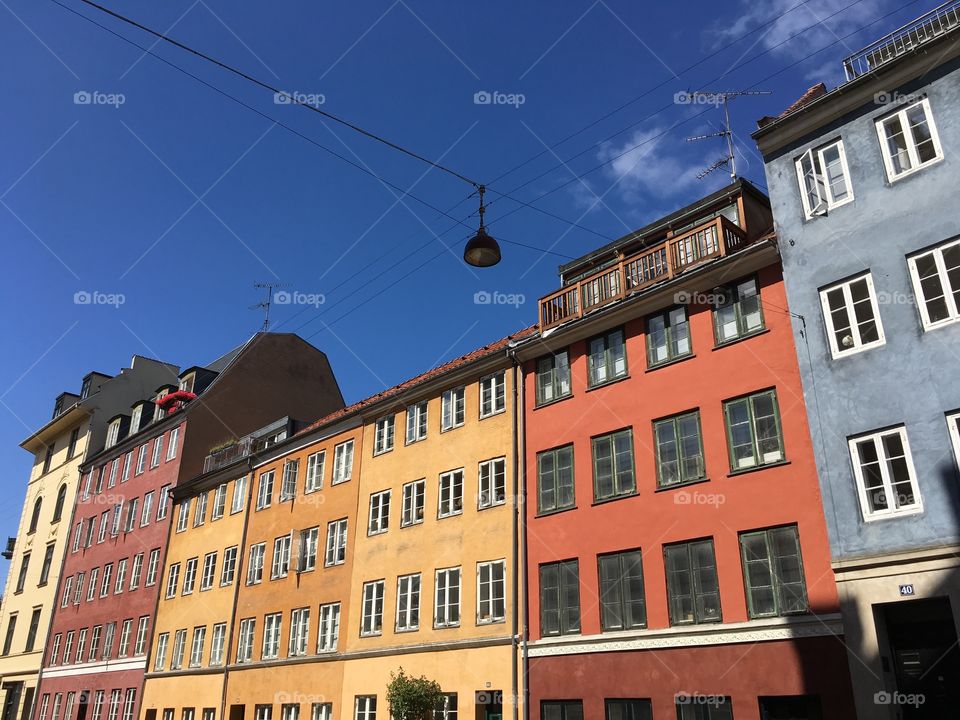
754,8 -> 960,717
519,181 -> 855,719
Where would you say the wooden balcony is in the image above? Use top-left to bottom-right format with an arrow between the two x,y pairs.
539,215 -> 748,331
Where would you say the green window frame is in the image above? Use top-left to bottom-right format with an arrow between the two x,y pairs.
653,412 -> 705,487
663,539 -> 721,625
536,351 -> 572,405
587,329 -> 627,387
598,550 -> 646,631
713,276 -> 765,344
537,445 -> 575,514
723,390 -> 785,471
647,307 -> 691,367
592,429 -> 635,501
740,525 -> 808,618
539,560 -> 580,637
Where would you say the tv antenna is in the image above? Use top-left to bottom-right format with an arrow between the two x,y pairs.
251,282 -> 287,331
684,90 -> 772,181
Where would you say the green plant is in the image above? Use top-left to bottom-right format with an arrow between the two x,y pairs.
208,438 -> 238,454
386,668 -> 443,720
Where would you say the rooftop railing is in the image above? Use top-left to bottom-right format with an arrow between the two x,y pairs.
843,0 -> 960,80
539,214 -> 748,331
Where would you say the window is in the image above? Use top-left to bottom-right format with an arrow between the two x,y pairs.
121,453 -> 132,483
200,552 -> 217,590
231,475 -> 247,513
167,426 -> 179,460
124,498 -> 140,533
603,700 -> 651,720
849,426 -> 922,520
98,511 -> 109,543
477,560 -> 506,624
368,491 -> 391,535
396,480 -> 424,527
332,440 -> 354,484
272,535 -> 292,579
74,571 -> 85,604
209,623 -> 226,666
122,690 -> 136,720
876,97 -> 942,181
51,633 -> 62,664
129,553 -> 143,590
281,706 -> 298,720
136,444 -> 147,475
151,436 -> 164,468
540,560 -> 580,636
111,504 -> 122,536
796,139 -> 853,218
170,629 -> 186,669
15,552 -> 29,593
247,543 -> 265,584
107,692 -> 121,720
741,525 -> 808,618
714,276 -> 764,344
257,471 -> 275,510
664,539 -> 721,625
438,470 -> 463,517
588,329 -> 627,386
317,602 -> 340,652
182,557 -> 198,595
157,485 -> 171,520
146,549 -> 161,586
194,493 -> 208,527
115,558 -> 127,593
176,500 -> 190,532
25,607 -> 42,652
325,519 -> 347,566
166,563 -> 180,599
1,615 -> 15,655
85,569 -> 98,602
289,607 -> 310,656
63,631 -> 73,663
254,708 -> 270,720
537,445 -> 574,514
236,619 -> 255,663
479,371 -> 506,417
598,550 -> 647,630
91,693 -> 104,720
298,528 -> 319,572
592,429 -> 635,501
355,697 -> 376,720
189,626 -> 205,667
38,696 -> 50,720
141,491 -> 155,527
441,387 -> 465,431
108,458 -> 119,488
311,705 -> 332,720
724,390 -> 784,470
361,581 -> 385,636
52,696 -> 63,720
675,698 -> 733,720
28,497 -> 42,534
118,619 -> 132,657
647,307 -> 691,367
654,411 -> 705,487
908,238 -> 960,330
40,543 -> 55,586
102,622 -> 116,659
819,273 -> 885,357
406,401 -> 428,443
540,701 -> 582,720
53,484 -> 67,522
536,351 -> 571,405
212,484 -> 227,520
396,574 -> 421,631
280,460 -> 299,501
305,451 -> 325,492
42,446 -> 54,476
262,613 -> 282,659
374,415 -> 395,454
478,457 -> 506,509
949,413 -> 960,469
106,419 -> 121,448
434,695 -> 457,720
183,711 -> 196,720
434,567 -> 461,628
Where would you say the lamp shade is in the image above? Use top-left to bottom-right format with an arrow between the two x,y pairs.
463,227 -> 501,267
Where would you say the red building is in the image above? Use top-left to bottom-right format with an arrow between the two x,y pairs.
33,334 -> 344,720
517,180 -> 855,720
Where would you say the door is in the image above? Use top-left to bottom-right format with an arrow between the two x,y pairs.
475,691 -> 502,720
1,683 -> 23,720
882,597 -> 960,718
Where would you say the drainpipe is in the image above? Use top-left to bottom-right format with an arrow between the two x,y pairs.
506,346 -> 526,720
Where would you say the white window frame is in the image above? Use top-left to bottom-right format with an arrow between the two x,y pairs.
476,560 -> 506,624
256,471 -> 274,510
231,475 -> 247,514
106,420 -> 121,449
200,552 -> 217,590
395,573 -> 421,632
182,557 -> 197,595
908,238 -> 960,331
146,549 -> 160,586
305,451 -> 325,493
262,612 -> 282,659
355,697 -> 376,720
212,484 -> 227,520
438,469 -> 463,518
947,412 -> 960,470
795,139 -> 854,219
374,415 -> 395,455
478,457 -> 507,509
360,580 -> 385,636
479,371 -> 506,418
819,272 -> 886,358
288,607 -> 310,657
876,97 -> 943,182
129,553 -> 143,590
280,460 -> 298,502
401,479 -> 425,527
221,546 -> 238,586
405,401 -> 428,444
166,426 -> 180,461
332,440 -> 354,484
441,387 -> 465,431
153,633 -> 168,671
317,602 -> 340,652
236,618 -> 255,663
299,527 -> 318,572
188,626 -> 205,667
271,534 -> 291,579
209,622 -> 226,666
176,499 -> 190,533
434,567 -> 461,628
134,616 -> 149,655
151,436 -> 163,468
325,519 -> 347,567
368,490 -> 391,535
848,426 -> 923,521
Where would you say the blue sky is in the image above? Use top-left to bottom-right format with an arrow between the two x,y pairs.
0,0 -> 935,575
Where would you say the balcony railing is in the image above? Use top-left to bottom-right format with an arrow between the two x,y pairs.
539,215 -> 748,331
203,436 -> 256,474
843,0 -> 960,81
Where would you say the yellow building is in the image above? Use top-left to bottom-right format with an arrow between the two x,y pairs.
0,358 -> 178,720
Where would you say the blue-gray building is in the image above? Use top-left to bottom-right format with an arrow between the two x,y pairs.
753,4 -> 960,718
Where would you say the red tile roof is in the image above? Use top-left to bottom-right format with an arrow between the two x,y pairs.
297,324 -> 539,436
756,83 -> 828,129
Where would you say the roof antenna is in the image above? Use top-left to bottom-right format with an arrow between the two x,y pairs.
685,90 -> 772,180
251,282 -> 287,332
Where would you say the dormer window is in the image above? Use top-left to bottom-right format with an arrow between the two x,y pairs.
80,377 -> 92,400
52,397 -> 65,420
154,391 -> 169,421
105,419 -> 122,449
130,406 -> 142,434
179,374 -> 195,393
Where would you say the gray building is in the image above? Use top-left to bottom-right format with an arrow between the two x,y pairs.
754,4 -> 960,718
